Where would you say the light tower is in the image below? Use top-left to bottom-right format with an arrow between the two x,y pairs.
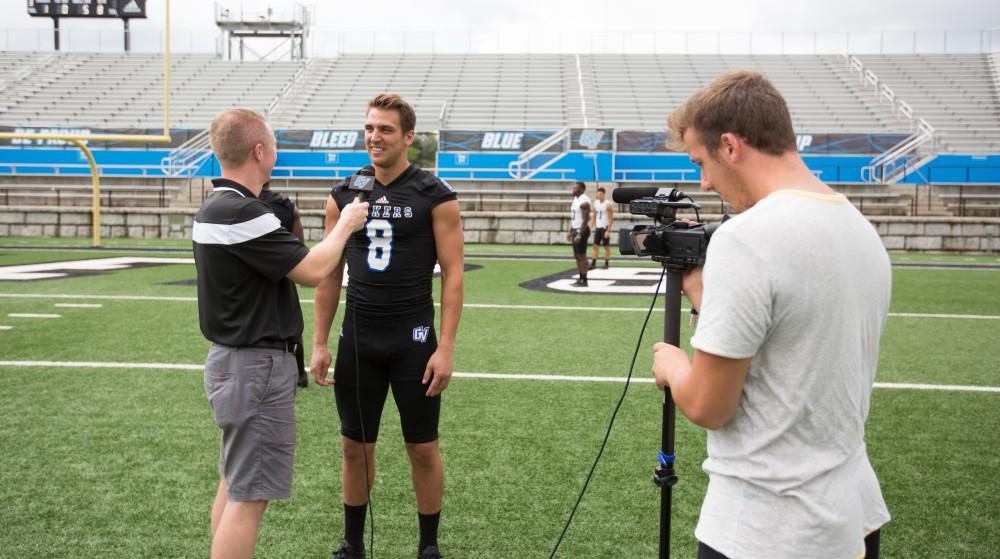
215,2 -> 311,61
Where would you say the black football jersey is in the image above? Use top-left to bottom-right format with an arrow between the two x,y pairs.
331,165 -> 457,317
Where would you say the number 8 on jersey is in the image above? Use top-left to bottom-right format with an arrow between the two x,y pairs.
366,219 -> 393,271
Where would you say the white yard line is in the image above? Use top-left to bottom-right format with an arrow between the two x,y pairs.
0,360 -> 997,393
872,382 -> 1000,393
54,303 -> 103,308
7,313 -> 60,318
2,292 -> 999,320
889,312 -> 1000,320
0,293 -> 197,302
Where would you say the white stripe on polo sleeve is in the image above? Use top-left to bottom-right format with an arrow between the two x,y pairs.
192,213 -> 282,246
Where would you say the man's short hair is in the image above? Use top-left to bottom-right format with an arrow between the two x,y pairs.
367,93 -> 417,134
597,187 -> 606,193
574,181 -> 586,189
209,109 -> 271,167
667,70 -> 797,156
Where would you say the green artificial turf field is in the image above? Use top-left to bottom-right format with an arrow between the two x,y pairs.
1,239 -> 998,558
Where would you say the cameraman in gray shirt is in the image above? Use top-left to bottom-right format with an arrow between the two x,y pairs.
652,71 -> 890,559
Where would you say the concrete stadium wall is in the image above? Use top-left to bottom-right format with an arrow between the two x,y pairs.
1,207 -> 999,253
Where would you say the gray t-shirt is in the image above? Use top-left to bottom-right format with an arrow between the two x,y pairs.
690,190 -> 891,559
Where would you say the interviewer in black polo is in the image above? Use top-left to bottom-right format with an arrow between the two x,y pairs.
193,108 -> 368,559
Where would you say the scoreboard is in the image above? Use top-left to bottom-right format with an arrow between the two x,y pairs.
27,0 -> 147,19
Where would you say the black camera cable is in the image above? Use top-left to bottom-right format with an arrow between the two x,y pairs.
349,221 -> 376,558
548,267 -> 667,558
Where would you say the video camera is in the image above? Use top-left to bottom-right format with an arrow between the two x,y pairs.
613,187 -> 727,270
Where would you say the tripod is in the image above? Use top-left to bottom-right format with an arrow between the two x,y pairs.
652,266 -> 684,559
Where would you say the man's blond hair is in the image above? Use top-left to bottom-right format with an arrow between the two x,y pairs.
667,70 -> 797,156
209,109 -> 272,167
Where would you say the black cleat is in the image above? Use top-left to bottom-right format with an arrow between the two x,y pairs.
418,545 -> 442,559
571,278 -> 588,287
332,539 -> 365,559
603,261 -> 610,269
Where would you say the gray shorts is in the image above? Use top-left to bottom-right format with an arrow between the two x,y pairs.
204,344 -> 297,502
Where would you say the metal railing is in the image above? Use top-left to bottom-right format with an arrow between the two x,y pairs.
846,55 -> 938,183
160,130 -> 213,177
0,53 -> 58,93
269,165 -> 576,181
438,101 -> 448,129
574,53 -> 590,128
613,169 -> 700,182
989,53 -> 1000,99
863,119 -> 936,184
1,161 -> 175,177
214,3 -> 311,28
266,58 -> 313,117
508,128 -> 571,180
440,166 -> 577,181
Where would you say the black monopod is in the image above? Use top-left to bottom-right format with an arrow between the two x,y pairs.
549,186 -> 721,558
653,267 -> 682,559
612,185 -> 721,559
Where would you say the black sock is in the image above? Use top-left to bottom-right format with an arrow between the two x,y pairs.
418,510 -> 441,551
344,503 -> 368,551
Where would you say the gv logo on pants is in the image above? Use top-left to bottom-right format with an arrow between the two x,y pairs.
412,326 -> 430,343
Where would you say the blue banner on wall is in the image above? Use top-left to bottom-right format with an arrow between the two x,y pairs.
614,130 -> 910,155
0,126 -> 202,149
0,127 -> 368,151
278,129 -> 365,150
439,130 -> 555,152
439,129 -> 614,152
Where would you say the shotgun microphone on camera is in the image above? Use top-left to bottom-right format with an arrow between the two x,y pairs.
612,187 -> 689,204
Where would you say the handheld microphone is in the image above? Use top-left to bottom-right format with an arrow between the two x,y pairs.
611,186 -> 688,204
348,165 -> 376,202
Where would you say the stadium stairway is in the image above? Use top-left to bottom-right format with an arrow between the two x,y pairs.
168,179 -> 212,208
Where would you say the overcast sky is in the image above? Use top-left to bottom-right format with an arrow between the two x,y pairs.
3,0 -> 999,54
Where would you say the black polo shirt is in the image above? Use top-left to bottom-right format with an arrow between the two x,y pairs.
192,178 -> 310,347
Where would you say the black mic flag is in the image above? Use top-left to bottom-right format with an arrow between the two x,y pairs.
348,165 -> 376,202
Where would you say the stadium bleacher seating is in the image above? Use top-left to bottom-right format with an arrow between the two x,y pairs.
1,51 -> 998,219
1,51 -> 997,147
273,54 -> 575,130
579,54 -> 899,132
849,54 -> 1000,153
0,52 -> 302,129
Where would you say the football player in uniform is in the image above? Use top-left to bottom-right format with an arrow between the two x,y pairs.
589,186 -> 614,270
311,94 -> 464,559
568,181 -> 591,286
